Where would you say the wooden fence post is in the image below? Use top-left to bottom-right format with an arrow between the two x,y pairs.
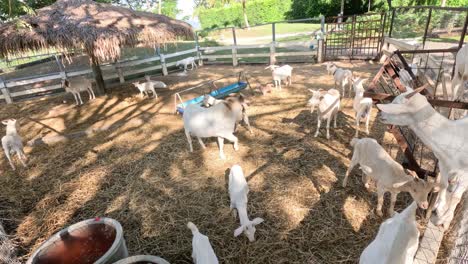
115,61 -> 125,83
160,53 -> 168,76
318,39 -> 324,63
232,27 -> 238,67
0,78 -> 12,104
195,32 -> 204,66
269,42 -> 277,65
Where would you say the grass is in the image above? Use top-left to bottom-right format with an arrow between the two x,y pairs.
201,23 -> 321,43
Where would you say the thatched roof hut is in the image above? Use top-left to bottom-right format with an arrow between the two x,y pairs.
0,0 -> 193,94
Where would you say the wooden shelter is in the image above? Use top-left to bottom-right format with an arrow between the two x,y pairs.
0,0 -> 193,94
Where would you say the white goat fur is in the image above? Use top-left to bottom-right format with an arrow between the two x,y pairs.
326,62 -> 353,97
265,65 -> 293,90
307,89 -> 341,139
187,222 -> 219,264
62,77 -> 95,105
452,45 -> 468,101
183,95 -> 245,160
359,202 -> 419,264
229,165 -> 264,242
343,138 -> 435,216
201,94 -> 253,134
133,77 -> 166,99
352,78 -> 373,137
377,89 -> 468,228
176,57 -> 197,71
1,119 -> 27,171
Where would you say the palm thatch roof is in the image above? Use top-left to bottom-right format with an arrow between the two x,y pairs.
0,0 -> 194,62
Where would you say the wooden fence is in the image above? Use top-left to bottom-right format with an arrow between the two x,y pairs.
0,17 -> 323,104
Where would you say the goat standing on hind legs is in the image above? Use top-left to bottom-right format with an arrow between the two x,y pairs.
1,119 -> 27,170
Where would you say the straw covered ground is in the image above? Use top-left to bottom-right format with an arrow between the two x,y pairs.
0,62 -> 448,263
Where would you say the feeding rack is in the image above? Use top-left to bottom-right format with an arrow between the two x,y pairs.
173,71 -> 251,114
365,48 -> 468,264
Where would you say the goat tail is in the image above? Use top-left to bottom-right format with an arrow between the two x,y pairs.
187,222 -> 199,234
350,137 -> 359,147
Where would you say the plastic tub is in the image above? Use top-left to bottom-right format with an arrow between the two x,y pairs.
27,217 -> 128,264
113,255 -> 170,264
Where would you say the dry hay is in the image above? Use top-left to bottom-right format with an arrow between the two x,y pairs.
0,62 -> 443,263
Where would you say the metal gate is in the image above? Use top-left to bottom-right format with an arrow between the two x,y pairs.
324,13 -> 386,60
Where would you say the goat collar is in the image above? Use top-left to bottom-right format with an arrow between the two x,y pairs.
332,67 -> 338,76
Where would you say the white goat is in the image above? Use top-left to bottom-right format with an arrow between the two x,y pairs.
133,77 -> 166,99
352,78 -> 373,137
201,94 -> 253,134
326,62 -> 353,97
452,45 -> 468,101
183,94 -> 246,160
343,138 -> 436,216
256,84 -> 273,95
377,87 -> 468,228
265,65 -> 293,90
307,88 -> 341,139
1,119 -> 27,171
176,57 -> 197,71
229,164 -> 264,242
144,75 -> 168,89
61,77 -> 95,105
187,222 -> 219,264
360,202 -> 419,264
201,94 -> 223,107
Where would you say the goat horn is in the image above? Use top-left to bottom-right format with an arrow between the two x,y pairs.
405,86 -> 426,99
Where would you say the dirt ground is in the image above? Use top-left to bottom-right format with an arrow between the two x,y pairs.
0,62 -> 450,263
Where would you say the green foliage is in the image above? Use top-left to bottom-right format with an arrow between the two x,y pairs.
198,0 -> 292,29
287,0 -> 386,19
390,0 -> 467,6
160,0 -> 179,18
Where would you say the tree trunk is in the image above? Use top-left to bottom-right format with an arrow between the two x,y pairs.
340,0 -> 344,15
441,0 -> 446,7
90,56 -> 106,96
158,0 -> 162,14
386,0 -> 392,9
242,0 -> 250,29
368,0 -> 371,12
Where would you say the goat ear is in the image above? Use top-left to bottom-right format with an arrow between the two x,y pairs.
234,226 -> 245,237
405,86 -> 425,99
308,89 -> 315,93
404,168 -> 418,178
1,120 -> 8,125
392,181 -> 407,188
251,217 -> 264,226
376,103 -> 409,114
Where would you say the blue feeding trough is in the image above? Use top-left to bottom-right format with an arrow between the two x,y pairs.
175,79 -> 248,114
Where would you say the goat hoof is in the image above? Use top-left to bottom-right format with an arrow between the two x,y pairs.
220,154 -> 226,160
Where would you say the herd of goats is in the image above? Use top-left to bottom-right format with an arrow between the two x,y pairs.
1,45 -> 467,263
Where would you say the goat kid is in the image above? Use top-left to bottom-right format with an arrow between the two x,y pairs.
229,164 -> 264,242
265,65 -> 293,90
360,202 -> 419,264
343,138 -> 436,216
326,62 -> 353,97
62,77 -> 95,105
1,119 -> 27,170
352,77 -> 373,137
187,222 -> 219,264
307,88 -> 341,139
176,57 -> 198,71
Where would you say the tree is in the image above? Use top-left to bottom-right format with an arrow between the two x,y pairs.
241,0 -> 249,28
